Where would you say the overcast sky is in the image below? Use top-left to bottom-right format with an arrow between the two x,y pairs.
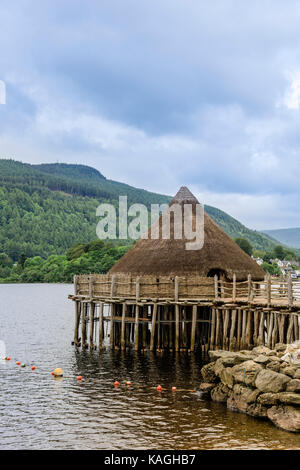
0,0 -> 300,230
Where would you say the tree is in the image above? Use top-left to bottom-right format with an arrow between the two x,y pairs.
234,238 -> 253,256
18,252 -> 27,269
273,245 -> 286,261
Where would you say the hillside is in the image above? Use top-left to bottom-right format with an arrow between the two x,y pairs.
262,228 -> 300,249
0,159 -> 280,261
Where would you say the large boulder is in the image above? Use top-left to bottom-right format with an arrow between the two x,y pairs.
277,392 -> 300,405
257,393 -> 280,405
286,379 -> 300,393
255,369 -> 290,393
267,406 -> 300,432
231,360 -> 262,387
266,361 -> 281,373
208,350 -> 253,363
247,403 -> 268,418
219,367 -> 234,389
227,385 -> 260,414
253,355 -> 271,365
199,383 -> 215,395
282,366 -> 298,378
252,346 -> 272,355
201,362 -> 218,383
210,383 -> 230,403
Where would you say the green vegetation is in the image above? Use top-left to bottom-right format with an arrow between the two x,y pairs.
234,237 -> 253,256
0,239 -> 131,283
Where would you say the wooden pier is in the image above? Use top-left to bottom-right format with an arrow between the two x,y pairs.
69,273 -> 300,353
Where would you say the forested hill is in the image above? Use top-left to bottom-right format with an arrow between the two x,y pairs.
0,159 -> 278,261
262,228 -> 300,249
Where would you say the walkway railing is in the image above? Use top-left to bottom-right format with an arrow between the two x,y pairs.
73,273 -> 300,307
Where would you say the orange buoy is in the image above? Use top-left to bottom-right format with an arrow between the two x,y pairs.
51,371 -> 55,375
114,381 -> 120,386
31,366 -> 36,371
16,361 -> 21,366
126,381 -> 131,386
156,385 -> 162,391
5,357 -> 11,361
77,376 -> 82,381
172,386 -> 177,392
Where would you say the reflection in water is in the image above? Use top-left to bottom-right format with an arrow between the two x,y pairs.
0,284 -> 299,450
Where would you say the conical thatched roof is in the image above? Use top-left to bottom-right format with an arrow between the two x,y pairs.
109,186 -> 265,281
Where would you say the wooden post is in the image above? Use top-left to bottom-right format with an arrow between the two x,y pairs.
237,309 -> 242,349
174,305 -> 180,352
229,309 -> 237,351
89,276 -> 94,299
258,311 -> 265,345
110,274 -> 116,298
74,301 -> 80,345
232,274 -> 236,302
267,274 -> 271,305
190,305 -> 197,351
210,308 -> 216,349
253,309 -> 259,346
81,302 -> 87,347
216,308 -> 222,348
134,305 -> 140,351
136,276 -> 140,301
110,303 -> 115,349
98,302 -> 104,349
150,303 -> 158,351
121,302 -> 127,351
288,273 -> 293,308
89,302 -> 95,348
223,309 -> 230,350
214,275 -> 218,300
248,274 -> 252,302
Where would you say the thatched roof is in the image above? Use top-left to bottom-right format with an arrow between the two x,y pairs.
109,186 -> 265,281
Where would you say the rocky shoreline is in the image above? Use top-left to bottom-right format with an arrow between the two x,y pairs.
200,344 -> 300,432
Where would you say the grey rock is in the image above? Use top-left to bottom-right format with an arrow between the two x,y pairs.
210,383 -> 230,403
231,360 -> 262,387
257,393 -> 280,405
255,369 -> 290,393
201,362 -> 218,383
267,405 -> 300,432
277,392 -> 300,405
286,379 -> 300,393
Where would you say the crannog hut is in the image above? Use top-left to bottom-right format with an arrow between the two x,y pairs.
70,187 -> 299,354
109,186 -> 265,282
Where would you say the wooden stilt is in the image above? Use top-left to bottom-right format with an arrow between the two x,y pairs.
223,309 -> 229,350
210,308 -> 216,350
258,311 -> 265,345
81,302 -> 87,347
74,301 -> 80,345
190,305 -> 197,351
98,302 -> 104,349
229,309 -> 237,351
121,302 -> 127,351
134,304 -> 140,351
110,303 -> 115,349
89,302 -> 95,349
150,303 -> 158,351
175,304 -> 180,352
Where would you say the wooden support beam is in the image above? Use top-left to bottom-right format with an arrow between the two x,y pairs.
175,304 -> 180,352
121,302 -> 127,351
210,308 -> 216,350
134,304 -> 140,351
190,305 -> 197,351
214,275 -> 218,300
229,309 -> 237,351
288,273 -> 293,308
232,274 -> 236,302
74,300 -> 80,345
81,302 -> 87,347
110,303 -> 115,349
89,302 -> 95,348
98,302 -> 104,349
150,303 -> 158,351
